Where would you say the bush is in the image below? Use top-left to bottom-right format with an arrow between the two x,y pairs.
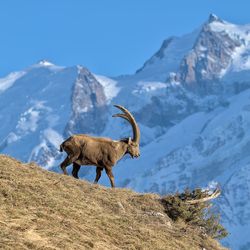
161,188 -> 228,239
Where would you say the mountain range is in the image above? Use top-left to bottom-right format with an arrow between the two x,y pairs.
1,14 -> 250,249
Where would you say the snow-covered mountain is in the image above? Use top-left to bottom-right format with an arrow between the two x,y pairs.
1,14 -> 250,249
0,61 -> 109,167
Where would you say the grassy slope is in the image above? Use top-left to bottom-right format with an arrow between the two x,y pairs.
0,155 -> 226,250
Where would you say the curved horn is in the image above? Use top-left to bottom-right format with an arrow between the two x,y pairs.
112,113 -> 131,123
113,104 -> 140,144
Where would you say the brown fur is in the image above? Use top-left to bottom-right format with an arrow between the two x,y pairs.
59,105 -> 140,187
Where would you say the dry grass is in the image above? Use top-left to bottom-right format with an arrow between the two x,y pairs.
0,155 -> 227,250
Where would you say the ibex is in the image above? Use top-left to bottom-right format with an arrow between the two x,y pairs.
59,105 -> 140,187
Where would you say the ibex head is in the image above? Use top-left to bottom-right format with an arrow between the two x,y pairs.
113,105 -> 140,158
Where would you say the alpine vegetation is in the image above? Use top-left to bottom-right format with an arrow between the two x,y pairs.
0,155 -> 226,250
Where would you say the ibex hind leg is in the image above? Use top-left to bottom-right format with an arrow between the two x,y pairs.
94,167 -> 103,184
72,162 -> 81,179
105,167 -> 115,188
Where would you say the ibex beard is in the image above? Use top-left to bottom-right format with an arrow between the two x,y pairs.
59,105 -> 140,188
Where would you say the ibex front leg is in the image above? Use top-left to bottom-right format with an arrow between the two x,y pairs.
60,153 -> 79,175
105,167 -> 115,188
72,162 -> 81,179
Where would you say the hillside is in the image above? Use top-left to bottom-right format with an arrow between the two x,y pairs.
0,155 -> 226,250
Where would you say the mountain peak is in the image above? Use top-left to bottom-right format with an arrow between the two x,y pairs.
208,13 -> 223,23
30,60 -> 65,71
37,59 -> 55,67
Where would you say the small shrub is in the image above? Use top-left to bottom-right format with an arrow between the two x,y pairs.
161,188 -> 228,239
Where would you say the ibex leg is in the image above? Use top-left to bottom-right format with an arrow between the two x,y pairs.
94,167 -> 103,184
60,154 -> 79,175
72,162 -> 81,179
105,167 -> 115,188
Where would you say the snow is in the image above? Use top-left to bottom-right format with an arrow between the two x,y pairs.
17,109 -> 40,133
209,20 -> 250,42
0,64 -> 76,164
133,81 -> 167,94
38,60 -> 54,66
135,28 -> 200,81
138,81 -> 167,91
209,19 -> 250,74
231,46 -> 250,72
16,101 -> 52,134
201,69 -> 207,75
198,45 -> 207,52
44,128 -> 64,149
0,71 -> 26,93
94,74 -> 120,104
31,60 -> 65,71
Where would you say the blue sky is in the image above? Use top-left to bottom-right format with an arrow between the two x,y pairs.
1,0 -> 250,77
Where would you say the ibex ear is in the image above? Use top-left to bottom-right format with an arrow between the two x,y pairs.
128,137 -> 132,144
